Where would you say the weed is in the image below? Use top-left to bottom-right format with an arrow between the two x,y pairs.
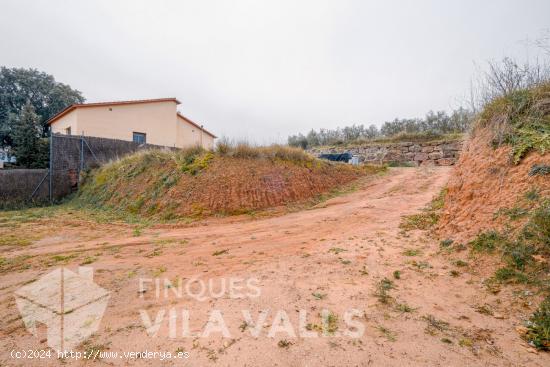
80,256 -> 97,265
441,338 -> 453,344
450,270 -> 460,277
312,292 -> 326,300
396,303 -> 415,313
0,234 -> 32,247
360,266 -> 369,275
475,304 -> 494,316
494,206 -> 528,220
83,344 -> 108,360
454,260 -> 468,267
340,259 -> 351,265
152,266 -> 167,277
440,239 -> 454,248
277,339 -> 292,348
324,311 -> 339,334
239,321 -> 249,332
469,230 -> 504,253
493,267 -> 530,284
529,164 -> 550,176
403,249 -> 421,256
422,315 -> 450,335
377,326 -> 396,341
212,249 -> 229,256
502,240 -> 535,270
525,188 -> 541,201
524,296 -> 550,350
400,212 -> 439,231
329,247 -> 346,254
410,260 -> 431,270
51,254 -> 76,263
374,278 -> 395,304
393,270 -> 401,279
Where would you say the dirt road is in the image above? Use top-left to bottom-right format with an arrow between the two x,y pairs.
1,167 -> 548,366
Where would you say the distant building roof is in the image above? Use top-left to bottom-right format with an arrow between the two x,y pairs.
46,98 -> 181,125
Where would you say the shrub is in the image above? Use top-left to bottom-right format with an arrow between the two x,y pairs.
523,200 -> 550,252
477,82 -> 550,164
469,230 -> 505,253
524,296 -> 550,350
529,164 -> 550,176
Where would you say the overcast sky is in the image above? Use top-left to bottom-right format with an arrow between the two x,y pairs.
2,1 -> 549,143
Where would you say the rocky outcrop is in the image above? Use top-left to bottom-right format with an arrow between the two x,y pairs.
309,140 -> 464,166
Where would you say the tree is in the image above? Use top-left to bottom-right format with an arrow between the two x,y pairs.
11,102 -> 49,168
0,67 -> 84,159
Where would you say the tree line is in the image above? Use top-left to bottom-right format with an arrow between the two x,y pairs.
287,108 -> 473,149
0,67 -> 84,168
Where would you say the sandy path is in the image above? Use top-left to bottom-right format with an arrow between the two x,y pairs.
0,167 -> 548,366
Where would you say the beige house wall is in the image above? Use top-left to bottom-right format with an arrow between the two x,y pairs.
176,115 -> 215,150
50,100 -> 215,149
50,110 -> 79,136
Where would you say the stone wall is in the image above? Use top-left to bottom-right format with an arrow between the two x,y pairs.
309,139 -> 464,166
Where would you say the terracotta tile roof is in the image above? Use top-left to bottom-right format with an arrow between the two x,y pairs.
46,98 -> 181,125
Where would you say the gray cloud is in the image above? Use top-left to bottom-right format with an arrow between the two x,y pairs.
2,0 -> 549,142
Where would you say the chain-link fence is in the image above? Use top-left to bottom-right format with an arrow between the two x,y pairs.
0,134 -> 172,206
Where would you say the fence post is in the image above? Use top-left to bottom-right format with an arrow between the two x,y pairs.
49,134 -> 53,203
80,134 -> 84,175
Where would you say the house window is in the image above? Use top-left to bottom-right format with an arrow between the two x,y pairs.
65,127 -> 71,135
133,132 -> 146,144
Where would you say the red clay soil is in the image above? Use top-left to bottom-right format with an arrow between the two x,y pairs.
439,127 -> 550,243
166,157 -> 366,215
82,155 -> 373,218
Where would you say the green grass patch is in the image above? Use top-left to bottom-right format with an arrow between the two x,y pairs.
469,230 -> 505,253
478,82 -> 550,164
524,296 -> 550,350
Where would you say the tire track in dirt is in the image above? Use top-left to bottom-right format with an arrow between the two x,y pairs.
1,167 -> 548,366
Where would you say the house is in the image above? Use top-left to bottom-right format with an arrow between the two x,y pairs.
46,98 -> 216,149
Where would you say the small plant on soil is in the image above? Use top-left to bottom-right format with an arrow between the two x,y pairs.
396,303 -> 415,313
324,312 -> 339,334
400,212 -> 439,231
469,230 -> 504,253
212,249 -> 229,256
494,206 -> 529,221
454,259 -> 468,267
277,339 -> 293,348
329,247 -> 347,254
523,296 -> 550,350
374,278 -> 395,304
422,315 -> 450,335
403,249 -> 420,256
80,256 -> 97,265
440,239 -> 454,248
410,260 -> 431,270
529,164 -> 550,176
377,326 -> 396,341
393,270 -> 401,279
525,188 -> 541,201
312,292 -> 326,300
475,304 -> 494,316
239,321 -> 249,332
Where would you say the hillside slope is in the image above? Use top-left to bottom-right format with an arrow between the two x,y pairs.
440,82 -> 550,241
76,146 -> 381,220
